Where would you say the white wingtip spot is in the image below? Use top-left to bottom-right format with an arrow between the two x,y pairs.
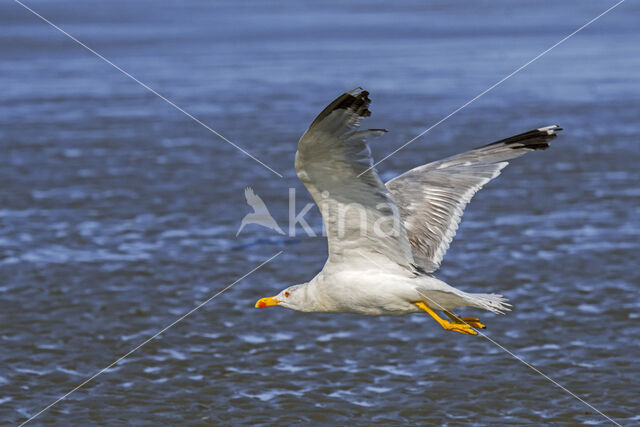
537,125 -> 559,135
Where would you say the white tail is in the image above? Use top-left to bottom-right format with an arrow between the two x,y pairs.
470,293 -> 512,314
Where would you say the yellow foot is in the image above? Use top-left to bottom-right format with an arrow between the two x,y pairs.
413,302 -> 479,336
444,311 -> 486,329
458,317 -> 485,329
441,320 -> 478,335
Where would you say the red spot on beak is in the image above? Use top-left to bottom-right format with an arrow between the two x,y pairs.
258,301 -> 267,308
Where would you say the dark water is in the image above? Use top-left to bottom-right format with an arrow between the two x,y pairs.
1,0 -> 639,425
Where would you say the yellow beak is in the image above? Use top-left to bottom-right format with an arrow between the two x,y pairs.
255,296 -> 280,308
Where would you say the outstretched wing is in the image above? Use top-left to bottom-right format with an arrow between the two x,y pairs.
386,126 -> 562,272
295,88 -> 414,269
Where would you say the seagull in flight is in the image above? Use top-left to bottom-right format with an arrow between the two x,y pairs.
256,88 -> 561,335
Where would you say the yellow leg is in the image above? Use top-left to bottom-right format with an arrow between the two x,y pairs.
414,302 -> 477,335
444,310 -> 486,329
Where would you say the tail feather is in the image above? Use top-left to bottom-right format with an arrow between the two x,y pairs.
470,293 -> 512,314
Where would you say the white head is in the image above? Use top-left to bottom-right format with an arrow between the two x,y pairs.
255,284 -> 308,312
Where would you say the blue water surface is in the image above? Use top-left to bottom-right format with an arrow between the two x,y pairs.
1,0 -> 639,424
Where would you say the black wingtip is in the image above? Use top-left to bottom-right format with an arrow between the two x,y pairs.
309,88 -> 372,129
485,125 -> 562,151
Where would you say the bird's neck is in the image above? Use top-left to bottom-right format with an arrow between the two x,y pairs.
295,280 -> 328,312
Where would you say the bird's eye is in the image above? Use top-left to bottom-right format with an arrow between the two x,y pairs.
284,291 -> 290,298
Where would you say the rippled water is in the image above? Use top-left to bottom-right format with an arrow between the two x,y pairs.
1,0 -> 639,425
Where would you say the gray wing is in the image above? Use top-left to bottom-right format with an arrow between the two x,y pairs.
296,88 -> 414,269
386,125 -> 562,272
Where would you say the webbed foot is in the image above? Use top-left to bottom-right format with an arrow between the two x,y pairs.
444,311 -> 486,329
413,302 -> 479,336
